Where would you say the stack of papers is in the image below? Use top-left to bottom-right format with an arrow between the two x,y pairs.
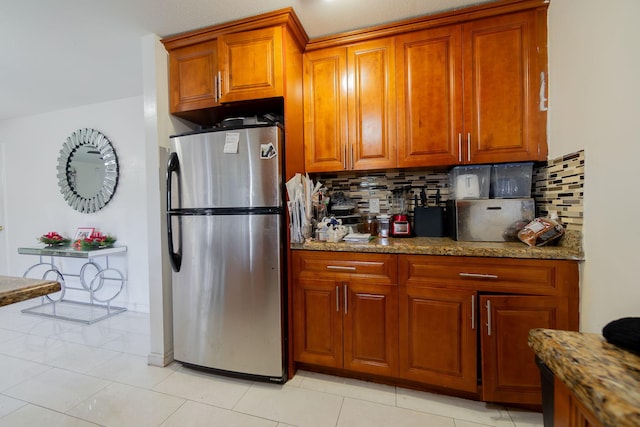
343,233 -> 372,243
285,173 -> 322,244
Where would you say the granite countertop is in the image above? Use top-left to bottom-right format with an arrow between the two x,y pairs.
0,276 -> 61,307
528,328 -> 640,427
291,229 -> 583,260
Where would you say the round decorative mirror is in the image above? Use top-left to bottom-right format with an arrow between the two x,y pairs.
57,128 -> 119,213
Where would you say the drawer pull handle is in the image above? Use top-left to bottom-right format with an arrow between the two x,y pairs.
459,272 -> 498,279
336,286 -> 340,312
327,266 -> 357,271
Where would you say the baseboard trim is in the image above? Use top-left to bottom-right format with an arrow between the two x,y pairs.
148,349 -> 174,367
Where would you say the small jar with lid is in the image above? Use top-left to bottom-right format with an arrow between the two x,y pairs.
376,214 -> 390,237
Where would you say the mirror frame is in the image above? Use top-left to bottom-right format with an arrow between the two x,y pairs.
57,128 -> 119,213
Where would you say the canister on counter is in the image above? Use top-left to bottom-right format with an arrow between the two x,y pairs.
362,213 -> 378,235
377,214 -> 390,237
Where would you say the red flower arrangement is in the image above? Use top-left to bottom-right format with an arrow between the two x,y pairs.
39,231 -> 71,246
73,231 -> 117,250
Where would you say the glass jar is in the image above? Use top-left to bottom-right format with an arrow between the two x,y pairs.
362,214 -> 378,235
376,215 -> 390,237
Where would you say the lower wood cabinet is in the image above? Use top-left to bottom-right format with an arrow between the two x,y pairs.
292,251 -> 398,377
480,295 -> 570,404
554,377 -> 603,427
399,286 -> 477,392
399,255 -> 578,405
291,251 -> 579,406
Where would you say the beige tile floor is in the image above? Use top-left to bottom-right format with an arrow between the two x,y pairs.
0,300 -> 543,427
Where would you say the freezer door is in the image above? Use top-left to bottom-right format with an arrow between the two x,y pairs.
170,126 -> 282,209
172,213 -> 283,378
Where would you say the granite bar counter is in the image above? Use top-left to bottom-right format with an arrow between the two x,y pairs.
0,276 -> 61,307
528,328 -> 640,427
291,229 -> 583,260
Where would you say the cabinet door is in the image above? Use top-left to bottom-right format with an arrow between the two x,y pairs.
554,377 -> 604,427
218,27 -> 284,103
399,286 -> 477,392
293,276 -> 343,368
303,47 -> 348,172
343,280 -> 398,377
396,26 -> 462,167
480,295 -> 569,404
168,40 -> 219,113
463,11 -> 546,163
347,38 -> 397,170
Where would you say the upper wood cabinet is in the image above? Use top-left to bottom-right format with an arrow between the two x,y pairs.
397,9 -> 548,167
463,10 -> 548,164
396,26 -> 462,167
167,27 -> 284,113
304,38 -> 397,172
168,40 -> 220,113
302,47 -> 346,172
218,27 -> 284,103
162,8 -> 308,180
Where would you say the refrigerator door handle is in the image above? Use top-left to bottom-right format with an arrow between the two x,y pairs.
166,152 -> 180,212
166,152 -> 182,272
167,213 -> 182,272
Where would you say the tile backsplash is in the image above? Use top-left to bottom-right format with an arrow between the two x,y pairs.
313,150 -> 584,232
315,170 -> 449,215
532,150 -> 584,232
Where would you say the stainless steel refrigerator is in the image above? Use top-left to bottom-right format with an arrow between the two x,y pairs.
166,124 -> 285,383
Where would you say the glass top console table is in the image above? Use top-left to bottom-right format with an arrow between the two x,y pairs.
18,245 -> 127,324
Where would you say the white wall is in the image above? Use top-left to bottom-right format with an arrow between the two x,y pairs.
142,33 -> 194,366
0,96 -> 150,312
548,0 -> 640,332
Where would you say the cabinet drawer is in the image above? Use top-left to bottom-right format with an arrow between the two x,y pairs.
399,255 -> 578,295
293,251 -> 397,283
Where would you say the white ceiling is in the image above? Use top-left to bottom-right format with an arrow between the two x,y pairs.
0,0 -> 489,121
